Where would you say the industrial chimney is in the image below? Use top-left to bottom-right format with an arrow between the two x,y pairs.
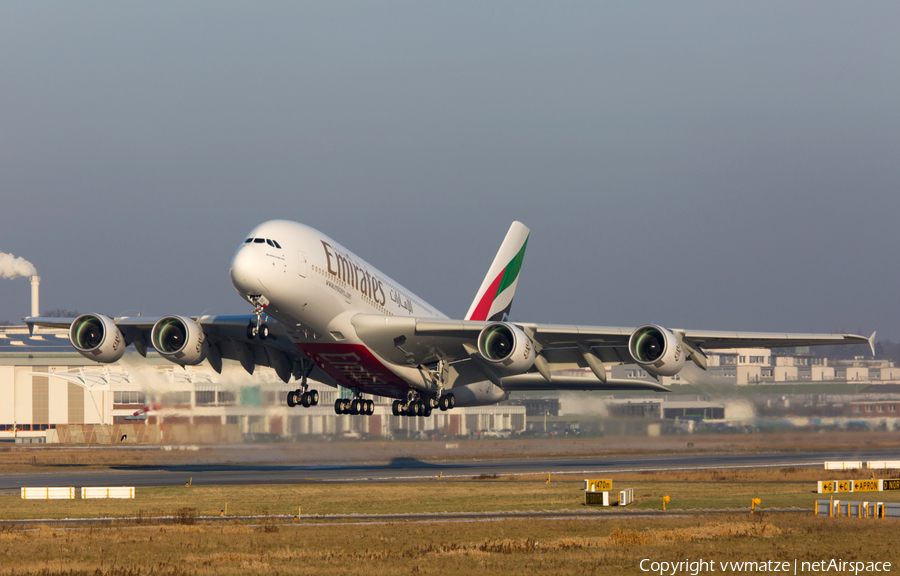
30,276 -> 40,318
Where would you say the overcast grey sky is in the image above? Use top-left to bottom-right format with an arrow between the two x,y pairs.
1,2 -> 897,341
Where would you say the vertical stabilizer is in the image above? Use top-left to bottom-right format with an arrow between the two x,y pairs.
465,222 -> 530,321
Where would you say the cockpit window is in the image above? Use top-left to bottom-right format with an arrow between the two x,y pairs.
266,239 -> 275,247
244,238 -> 253,243
253,238 -> 265,243
272,240 -> 282,249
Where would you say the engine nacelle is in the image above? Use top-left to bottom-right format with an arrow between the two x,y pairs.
627,324 -> 685,377
69,314 -> 126,363
151,316 -> 208,366
476,322 -> 535,374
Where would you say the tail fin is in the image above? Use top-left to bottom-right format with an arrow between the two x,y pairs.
465,221 -> 530,321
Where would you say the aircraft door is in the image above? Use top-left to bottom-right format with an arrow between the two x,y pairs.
297,251 -> 307,277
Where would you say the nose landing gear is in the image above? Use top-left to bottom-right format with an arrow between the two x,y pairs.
245,295 -> 270,340
247,322 -> 270,340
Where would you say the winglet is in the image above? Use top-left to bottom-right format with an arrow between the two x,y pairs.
465,222 -> 530,321
869,331 -> 877,357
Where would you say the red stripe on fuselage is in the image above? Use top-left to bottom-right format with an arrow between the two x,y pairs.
296,342 -> 411,397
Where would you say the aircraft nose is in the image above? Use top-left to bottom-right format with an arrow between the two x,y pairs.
229,245 -> 268,296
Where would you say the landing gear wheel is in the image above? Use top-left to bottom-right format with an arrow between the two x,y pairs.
287,390 -> 296,407
259,324 -> 269,340
439,396 -> 448,411
447,394 -> 456,409
392,400 -> 401,416
409,401 -> 420,417
334,399 -> 344,415
424,407 -> 432,417
301,392 -> 311,407
247,322 -> 258,339
366,400 -> 375,415
309,390 -> 319,405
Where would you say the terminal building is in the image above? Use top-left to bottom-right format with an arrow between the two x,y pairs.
0,325 -> 525,443
620,348 -> 899,386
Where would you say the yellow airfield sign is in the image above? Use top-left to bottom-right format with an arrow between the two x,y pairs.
586,479 -> 612,492
854,480 -> 880,492
818,479 -> 892,493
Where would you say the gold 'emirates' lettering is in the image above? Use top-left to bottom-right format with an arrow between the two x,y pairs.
321,241 -> 387,306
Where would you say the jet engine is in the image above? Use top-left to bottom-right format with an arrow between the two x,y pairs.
69,314 -> 126,363
627,324 -> 685,377
476,322 -> 535,374
151,316 -> 208,366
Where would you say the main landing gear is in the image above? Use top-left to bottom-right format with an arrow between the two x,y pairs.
287,388 -> 319,407
438,394 -> 456,411
246,295 -> 270,340
286,359 -> 319,409
391,392 -> 455,418
334,397 -> 375,416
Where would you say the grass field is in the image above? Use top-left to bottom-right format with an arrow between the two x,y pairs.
5,467 -> 900,521
3,468 -> 900,574
1,513 -> 898,575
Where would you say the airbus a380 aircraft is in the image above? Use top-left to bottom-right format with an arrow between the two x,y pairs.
27,220 -> 875,418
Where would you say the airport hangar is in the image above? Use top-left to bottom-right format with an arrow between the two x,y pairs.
0,324 -> 526,443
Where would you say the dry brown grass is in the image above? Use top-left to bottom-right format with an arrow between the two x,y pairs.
0,515 -> 896,575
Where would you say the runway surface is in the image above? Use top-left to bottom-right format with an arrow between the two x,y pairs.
1,448 -> 897,489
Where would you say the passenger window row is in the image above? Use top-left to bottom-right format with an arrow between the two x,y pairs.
244,238 -> 282,249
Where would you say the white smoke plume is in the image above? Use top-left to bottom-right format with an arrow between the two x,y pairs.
0,252 -> 37,279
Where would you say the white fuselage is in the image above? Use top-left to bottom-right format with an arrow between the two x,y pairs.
228,220 -> 448,396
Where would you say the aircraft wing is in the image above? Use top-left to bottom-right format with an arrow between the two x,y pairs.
25,315 -> 336,386
351,314 -> 874,384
